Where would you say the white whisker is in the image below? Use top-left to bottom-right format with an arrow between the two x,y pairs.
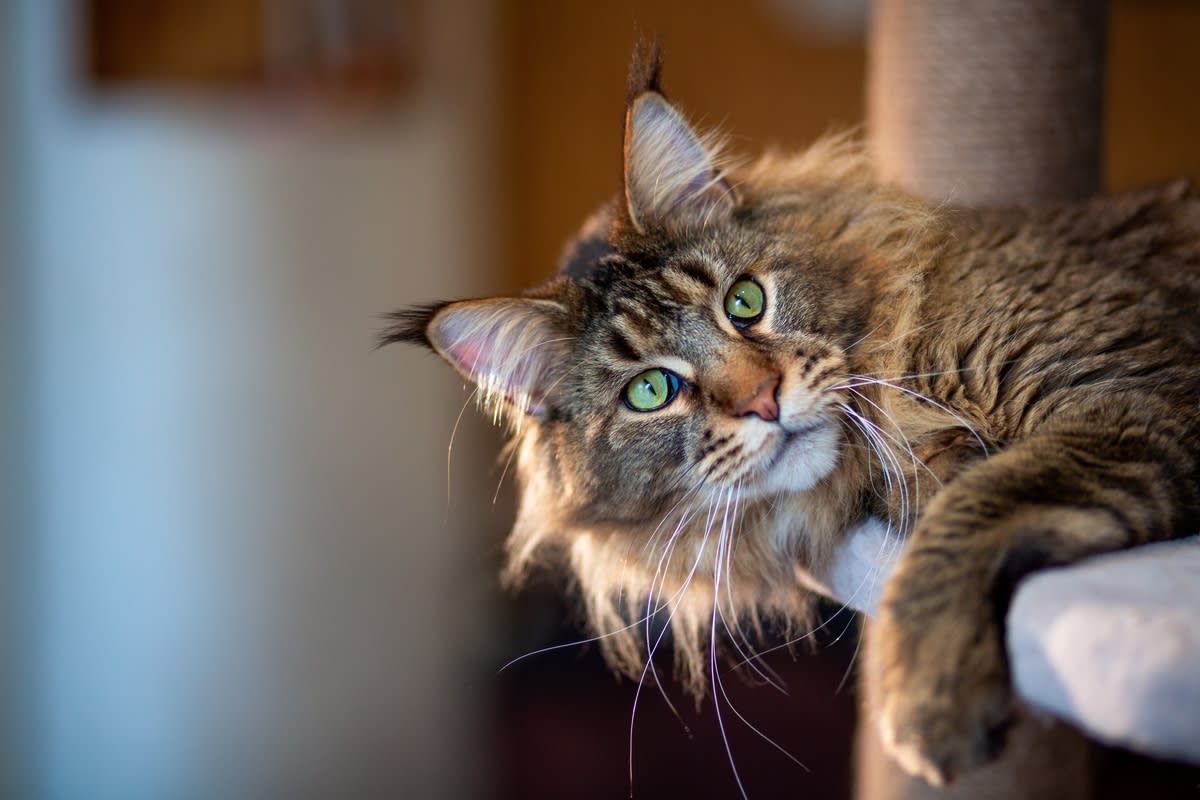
446,385 -> 480,523
710,486 -> 750,800
713,481 -> 812,772
835,373 -> 990,455
717,483 -> 789,693
491,441 -> 520,506
629,486 -> 722,793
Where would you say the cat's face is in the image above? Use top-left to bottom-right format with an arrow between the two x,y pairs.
386,56 -> 877,540
527,224 -> 866,527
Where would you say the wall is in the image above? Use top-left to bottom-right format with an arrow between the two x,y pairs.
10,1 -> 503,797
1,2 -> 30,796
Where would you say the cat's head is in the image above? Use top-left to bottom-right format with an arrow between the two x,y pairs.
385,45 -> 923,689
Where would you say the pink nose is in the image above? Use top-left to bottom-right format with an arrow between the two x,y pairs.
735,377 -> 780,422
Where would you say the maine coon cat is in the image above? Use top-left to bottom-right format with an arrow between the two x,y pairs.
384,46 -> 1200,785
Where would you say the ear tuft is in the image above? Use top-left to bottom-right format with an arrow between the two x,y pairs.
376,303 -> 446,350
626,38 -> 664,105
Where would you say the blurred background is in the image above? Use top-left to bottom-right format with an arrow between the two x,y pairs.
2,1 -> 1199,798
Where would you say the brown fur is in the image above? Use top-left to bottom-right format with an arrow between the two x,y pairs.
382,50 -> 1200,784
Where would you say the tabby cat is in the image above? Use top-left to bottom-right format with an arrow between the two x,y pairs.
384,47 -> 1200,785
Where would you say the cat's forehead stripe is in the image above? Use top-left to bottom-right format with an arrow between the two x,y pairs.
607,327 -> 643,362
669,259 -> 718,289
611,282 -> 683,322
613,295 -> 654,324
659,266 -> 720,305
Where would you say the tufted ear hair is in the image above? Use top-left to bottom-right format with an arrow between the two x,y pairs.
380,297 -> 572,421
622,43 -> 735,233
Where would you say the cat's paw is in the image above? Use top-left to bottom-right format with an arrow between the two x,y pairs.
875,598 -> 1015,786
877,673 -> 1013,785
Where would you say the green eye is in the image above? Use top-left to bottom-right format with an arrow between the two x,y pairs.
624,368 -> 682,412
725,278 -> 765,324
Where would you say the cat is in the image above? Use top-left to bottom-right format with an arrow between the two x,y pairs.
383,44 -> 1200,786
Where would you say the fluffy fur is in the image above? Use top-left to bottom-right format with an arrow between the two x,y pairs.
383,46 -> 1200,785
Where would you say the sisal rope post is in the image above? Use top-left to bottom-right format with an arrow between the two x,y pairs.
868,0 -> 1108,207
859,3 -> 1109,797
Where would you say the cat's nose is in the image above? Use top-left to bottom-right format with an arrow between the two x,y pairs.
735,377 -> 780,422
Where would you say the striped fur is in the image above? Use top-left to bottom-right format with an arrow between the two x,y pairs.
383,51 -> 1200,784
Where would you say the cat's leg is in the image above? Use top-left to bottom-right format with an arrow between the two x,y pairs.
857,618 -> 1093,800
874,395 -> 1200,786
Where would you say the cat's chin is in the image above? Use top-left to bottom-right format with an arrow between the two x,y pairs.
745,422 -> 841,498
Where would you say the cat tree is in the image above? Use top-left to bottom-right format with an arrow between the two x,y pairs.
850,0 -> 1200,795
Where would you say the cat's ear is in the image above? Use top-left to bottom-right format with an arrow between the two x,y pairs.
622,45 -> 735,232
380,298 -> 571,419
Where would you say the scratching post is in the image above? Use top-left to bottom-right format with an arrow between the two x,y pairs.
869,0 -> 1107,206
858,2 -> 1109,798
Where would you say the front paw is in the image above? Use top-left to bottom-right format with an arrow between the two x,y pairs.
875,602 -> 1015,785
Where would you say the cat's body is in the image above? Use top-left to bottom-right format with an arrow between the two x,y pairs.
386,48 -> 1200,786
